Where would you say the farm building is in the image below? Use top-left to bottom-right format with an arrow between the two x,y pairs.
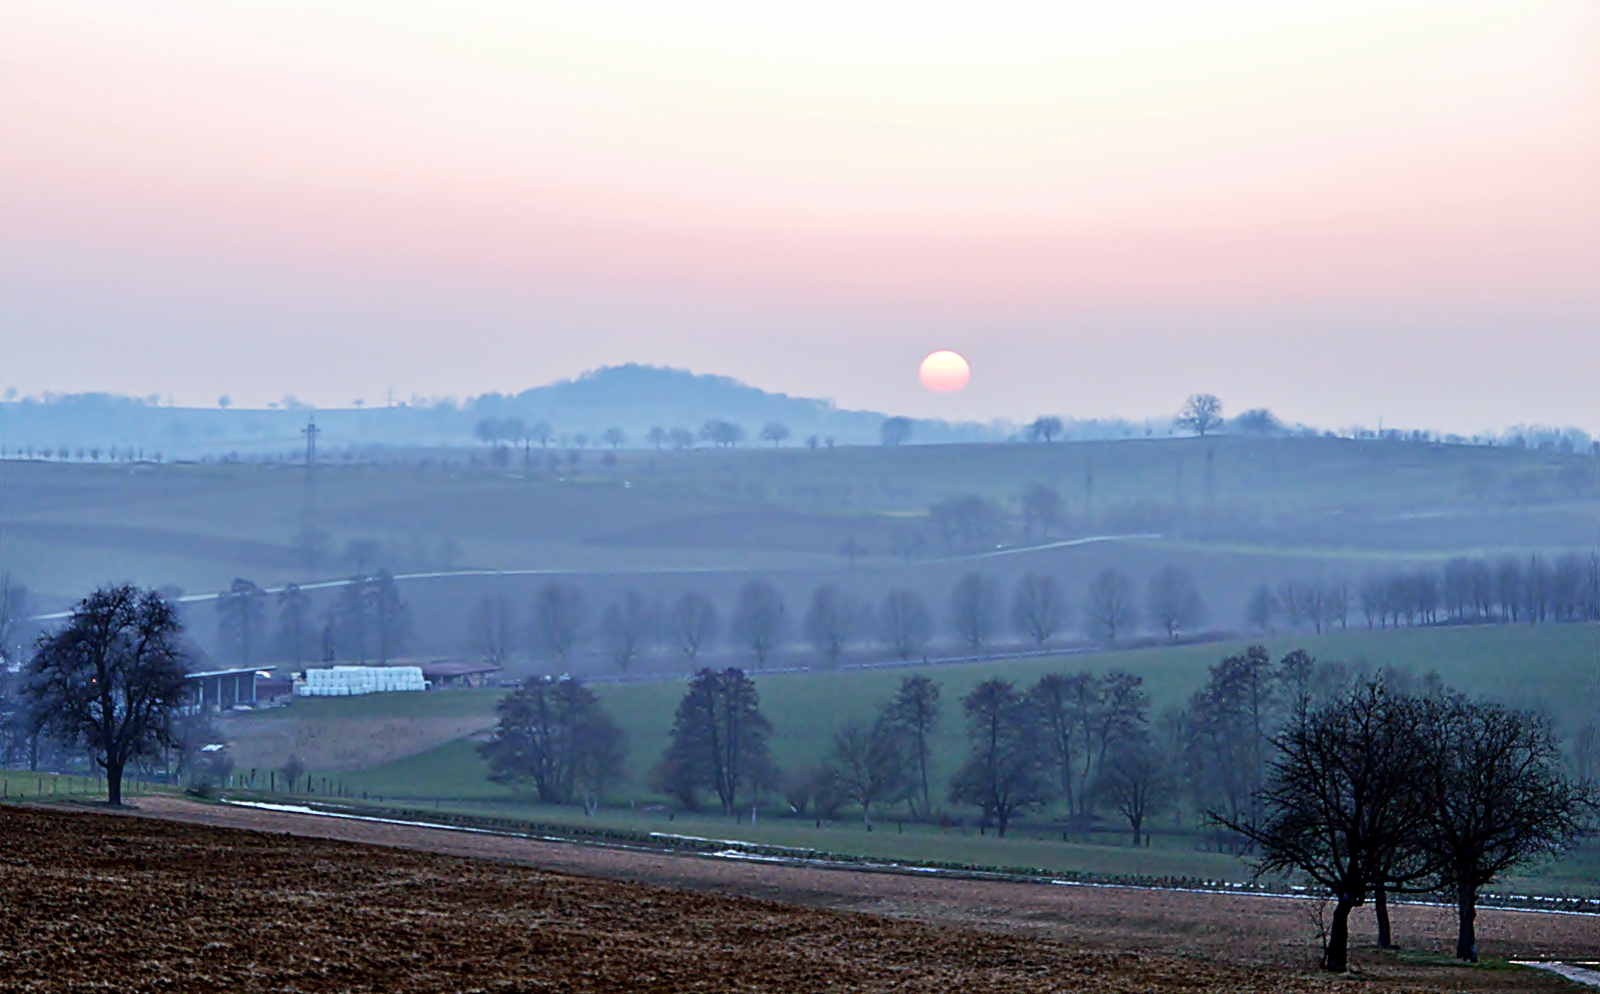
420,659 -> 502,689
183,667 -> 264,713
294,665 -> 427,697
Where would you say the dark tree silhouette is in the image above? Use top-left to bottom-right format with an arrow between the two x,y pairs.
949,678 -> 1050,837
1095,731 -> 1170,845
1025,416 -> 1063,442
652,668 -> 774,815
882,675 -> 942,818
1177,394 -> 1223,436
879,416 -> 913,446
25,585 -> 189,805
1417,695 -> 1593,961
479,675 -> 625,810
1222,680 -> 1431,972
274,582 -> 314,665
830,717 -> 908,827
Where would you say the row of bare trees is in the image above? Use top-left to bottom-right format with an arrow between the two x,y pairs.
1248,550 -> 1600,633
473,567 -> 1209,672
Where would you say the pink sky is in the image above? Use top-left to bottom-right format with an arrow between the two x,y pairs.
2,1 -> 1597,430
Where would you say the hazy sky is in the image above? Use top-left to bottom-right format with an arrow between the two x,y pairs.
2,1 -> 1596,431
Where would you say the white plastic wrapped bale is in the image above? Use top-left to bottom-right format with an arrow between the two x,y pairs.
294,665 -> 426,696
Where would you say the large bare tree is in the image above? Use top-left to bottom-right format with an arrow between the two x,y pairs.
25,585 -> 189,805
1417,695 -> 1593,961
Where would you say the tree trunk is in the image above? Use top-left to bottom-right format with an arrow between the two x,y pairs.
1456,886 -> 1478,962
1375,885 -> 1392,949
1324,896 -> 1355,972
1131,815 -> 1142,847
105,756 -> 125,806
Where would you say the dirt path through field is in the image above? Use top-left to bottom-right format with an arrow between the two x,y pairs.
115,795 -> 1600,978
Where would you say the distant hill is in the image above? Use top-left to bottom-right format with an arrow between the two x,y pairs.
3,365 -> 1584,460
0,365 -> 1007,458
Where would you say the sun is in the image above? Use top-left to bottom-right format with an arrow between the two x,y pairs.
918,350 -> 970,393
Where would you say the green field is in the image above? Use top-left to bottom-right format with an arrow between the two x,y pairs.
326,623 -> 1600,805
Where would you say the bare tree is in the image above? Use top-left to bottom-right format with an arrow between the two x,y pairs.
1025,416 -> 1063,442
1417,695 -> 1593,961
216,577 -> 267,666
879,589 -> 933,661
1011,573 -> 1068,647
700,419 -> 746,447
882,675 -> 941,818
667,426 -> 694,450
949,678 -> 1051,836
599,590 -> 655,671
651,668 -> 774,815
879,416 -> 913,446
533,582 -> 585,664
803,584 -> 866,667
759,421 -> 791,447
479,676 -> 626,809
469,593 -> 517,667
24,585 -> 188,805
949,572 -> 1001,653
830,717 -> 909,827
669,592 -> 719,661
1177,394 -> 1223,436
647,426 -> 666,449
1146,565 -> 1206,640
1222,680 -> 1431,972
731,578 -> 787,665
1095,732 -> 1172,845
1085,566 -> 1138,641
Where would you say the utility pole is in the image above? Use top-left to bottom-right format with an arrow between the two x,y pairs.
302,416 -> 320,513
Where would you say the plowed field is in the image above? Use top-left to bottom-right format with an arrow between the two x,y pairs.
0,803 -> 1590,993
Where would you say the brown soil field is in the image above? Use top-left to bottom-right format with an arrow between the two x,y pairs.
3,800 -> 1595,992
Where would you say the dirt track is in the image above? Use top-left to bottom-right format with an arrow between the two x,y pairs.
0,796 -> 1579,991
